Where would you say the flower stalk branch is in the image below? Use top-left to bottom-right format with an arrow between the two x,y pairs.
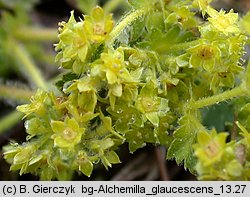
106,8 -> 148,45
189,85 -> 246,109
12,40 -> 48,90
0,84 -> 33,103
14,27 -> 58,42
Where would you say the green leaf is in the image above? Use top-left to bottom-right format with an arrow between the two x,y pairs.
107,104 -> 144,133
90,138 -> 115,151
238,103 -> 250,131
100,155 -> 111,170
201,102 -> 234,131
166,13 -> 178,24
156,114 -> 176,147
51,120 -> 65,134
72,59 -> 83,74
55,72 -> 78,91
78,90 -> 97,113
129,17 -> 146,45
145,112 -> 159,127
105,151 -> 120,164
140,80 -> 156,97
110,83 -> 122,97
176,53 -> 189,67
90,44 -> 104,62
25,118 -> 48,137
128,139 -> 146,153
78,45 -> 88,63
141,24 -> 194,54
79,160 -> 93,177
126,124 -> 156,153
226,159 -> 243,177
167,114 -> 203,171
40,167 -> 54,181
121,84 -> 138,103
146,11 -> 164,31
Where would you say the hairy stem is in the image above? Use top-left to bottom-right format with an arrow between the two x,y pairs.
14,27 -> 58,42
0,111 -> 23,134
189,85 -> 246,109
106,8 -> 148,45
12,40 -> 48,90
0,85 -> 33,103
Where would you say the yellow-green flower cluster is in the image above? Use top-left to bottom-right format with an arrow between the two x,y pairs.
4,87 -> 123,179
135,81 -> 169,127
207,7 -> 240,36
185,5 -> 247,91
51,117 -> 84,149
84,6 -> 113,43
188,41 -> 221,72
100,48 -> 132,85
17,89 -> 48,118
194,129 -> 245,180
55,6 -> 114,72
3,0 -> 250,181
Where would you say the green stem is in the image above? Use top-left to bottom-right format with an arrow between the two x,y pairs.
0,85 -> 33,103
110,129 -> 125,141
0,111 -> 23,134
189,85 -> 246,109
106,8 -> 148,45
160,0 -> 167,19
14,27 -> 58,42
12,40 -> 48,91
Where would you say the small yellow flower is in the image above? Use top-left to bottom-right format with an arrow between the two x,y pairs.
188,41 -> 220,71
56,11 -> 90,66
135,81 -> 169,127
101,48 -> 131,84
84,6 -> 114,43
207,7 -> 239,35
51,117 -> 85,149
17,89 -> 48,118
194,129 -> 228,166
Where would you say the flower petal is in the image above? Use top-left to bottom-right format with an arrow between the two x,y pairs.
146,112 -> 159,127
51,121 -> 65,134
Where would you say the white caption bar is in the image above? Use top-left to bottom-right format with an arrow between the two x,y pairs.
0,181 -> 249,197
